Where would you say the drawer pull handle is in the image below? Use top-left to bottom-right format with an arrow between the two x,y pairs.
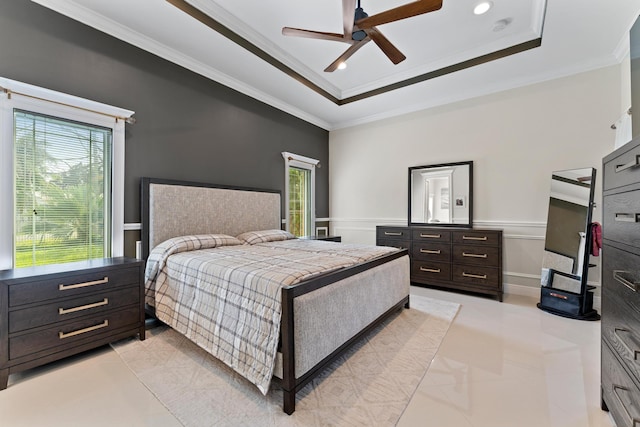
420,249 -> 441,254
612,384 -> 640,425
463,252 -> 487,258
58,298 -> 109,315
462,236 -> 487,241
613,328 -> 640,361
420,267 -> 441,273
59,320 -> 109,339
614,213 -> 640,223
463,272 -> 487,279
613,270 -> 639,292
384,232 -> 403,236
59,276 -> 109,291
615,155 -> 640,173
420,233 -> 441,238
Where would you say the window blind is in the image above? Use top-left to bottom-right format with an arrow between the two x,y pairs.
13,110 -> 113,267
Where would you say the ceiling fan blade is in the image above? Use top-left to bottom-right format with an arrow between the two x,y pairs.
356,0 -> 443,29
324,37 -> 371,72
342,0 -> 357,38
282,27 -> 352,43
367,27 -> 406,64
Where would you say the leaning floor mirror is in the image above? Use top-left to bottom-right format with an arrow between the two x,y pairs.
537,167 -> 600,320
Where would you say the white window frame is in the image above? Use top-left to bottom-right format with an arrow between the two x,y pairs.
282,151 -> 318,236
0,77 -> 134,269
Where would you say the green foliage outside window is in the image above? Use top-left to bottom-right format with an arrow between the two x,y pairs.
289,166 -> 310,237
13,111 -> 112,267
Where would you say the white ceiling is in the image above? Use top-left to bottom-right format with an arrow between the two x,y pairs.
32,0 -> 640,130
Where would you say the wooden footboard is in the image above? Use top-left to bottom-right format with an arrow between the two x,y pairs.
279,249 -> 410,414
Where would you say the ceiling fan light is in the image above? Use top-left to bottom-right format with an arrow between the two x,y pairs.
473,1 -> 493,15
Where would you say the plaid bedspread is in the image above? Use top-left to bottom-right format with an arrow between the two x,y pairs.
255,239 -> 397,262
145,239 -> 397,394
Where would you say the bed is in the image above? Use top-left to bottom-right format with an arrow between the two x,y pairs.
141,177 -> 410,414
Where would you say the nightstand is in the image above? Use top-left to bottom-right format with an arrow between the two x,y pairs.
300,235 -> 342,242
0,257 -> 145,389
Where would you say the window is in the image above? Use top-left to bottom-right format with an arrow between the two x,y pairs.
0,78 -> 133,269
282,152 -> 318,237
14,111 -> 113,267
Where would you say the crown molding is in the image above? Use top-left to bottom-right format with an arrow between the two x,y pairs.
31,0 -> 332,130
30,0 -> 632,132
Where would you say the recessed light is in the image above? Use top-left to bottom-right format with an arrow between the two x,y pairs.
337,62 -> 347,70
474,1 -> 493,15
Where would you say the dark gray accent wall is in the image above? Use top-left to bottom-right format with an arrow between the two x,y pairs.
0,0 -> 329,225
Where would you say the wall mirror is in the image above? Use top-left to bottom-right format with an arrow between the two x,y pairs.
408,161 -> 473,227
538,167 -> 599,320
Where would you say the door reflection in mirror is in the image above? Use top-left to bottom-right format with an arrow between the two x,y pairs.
409,161 -> 472,227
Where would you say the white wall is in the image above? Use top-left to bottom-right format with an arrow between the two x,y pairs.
329,65 -> 626,297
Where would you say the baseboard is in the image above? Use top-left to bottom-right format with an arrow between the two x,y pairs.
504,283 -> 540,298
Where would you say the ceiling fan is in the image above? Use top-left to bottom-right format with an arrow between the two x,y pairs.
282,0 -> 443,72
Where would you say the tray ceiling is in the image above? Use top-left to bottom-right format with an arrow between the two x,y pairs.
32,0 -> 640,129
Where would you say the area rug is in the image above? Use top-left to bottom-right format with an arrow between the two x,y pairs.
111,295 -> 460,427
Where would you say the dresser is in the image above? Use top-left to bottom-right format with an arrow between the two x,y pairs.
601,138 -> 640,425
377,226 -> 503,301
0,257 -> 145,389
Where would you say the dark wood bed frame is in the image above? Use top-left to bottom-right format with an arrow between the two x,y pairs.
140,177 -> 409,414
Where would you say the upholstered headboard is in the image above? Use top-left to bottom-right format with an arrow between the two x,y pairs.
140,178 -> 281,259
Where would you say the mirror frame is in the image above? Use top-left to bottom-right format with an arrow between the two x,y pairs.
542,167 -> 596,294
408,161 -> 474,228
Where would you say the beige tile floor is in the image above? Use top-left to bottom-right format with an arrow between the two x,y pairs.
0,287 -> 615,427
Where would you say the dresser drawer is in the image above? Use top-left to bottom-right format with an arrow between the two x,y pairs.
602,342 -> 640,427
9,306 -> 140,360
412,229 -> 451,242
377,238 -> 409,250
452,265 -> 500,288
452,245 -> 500,267
603,190 -> 640,249
9,285 -> 140,334
603,288 -> 640,385
452,230 -> 500,246
602,245 -> 640,382
412,242 -> 450,262
411,260 -> 451,282
9,266 -> 140,307
604,141 -> 640,192
376,226 -> 410,241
